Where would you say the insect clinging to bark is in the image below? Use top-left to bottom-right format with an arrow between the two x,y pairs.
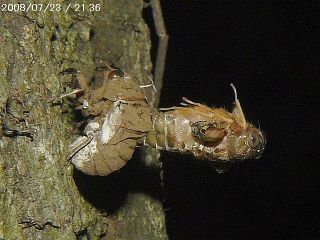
68,69 -> 152,176
67,68 -> 266,176
66,0 -> 265,176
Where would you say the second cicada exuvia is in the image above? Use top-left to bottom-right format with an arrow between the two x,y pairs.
68,69 -> 266,176
144,84 -> 266,169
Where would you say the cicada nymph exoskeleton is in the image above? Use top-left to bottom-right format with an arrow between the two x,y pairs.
68,68 -> 152,175
68,68 -> 265,176
143,84 -> 266,163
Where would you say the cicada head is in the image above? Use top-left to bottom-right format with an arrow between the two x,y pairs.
206,125 -> 265,174
192,122 -> 266,162
188,84 -> 266,162
225,124 -> 266,160
225,84 -> 266,160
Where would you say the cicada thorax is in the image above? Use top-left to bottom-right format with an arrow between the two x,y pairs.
69,70 -> 153,176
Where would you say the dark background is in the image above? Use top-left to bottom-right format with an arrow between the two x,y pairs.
156,1 -> 319,240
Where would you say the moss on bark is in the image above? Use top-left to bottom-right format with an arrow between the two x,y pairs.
0,0 -> 166,239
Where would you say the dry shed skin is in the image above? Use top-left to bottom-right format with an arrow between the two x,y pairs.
69,70 -> 153,176
68,69 -> 266,176
144,85 -> 266,162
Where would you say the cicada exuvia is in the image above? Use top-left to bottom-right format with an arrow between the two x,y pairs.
68,68 -> 266,176
144,84 -> 266,164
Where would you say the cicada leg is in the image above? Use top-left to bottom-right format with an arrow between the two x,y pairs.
139,76 -> 157,92
48,89 -> 84,103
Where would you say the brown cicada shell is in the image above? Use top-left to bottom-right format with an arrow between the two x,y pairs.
144,84 -> 266,162
68,69 -> 266,176
69,70 -> 152,176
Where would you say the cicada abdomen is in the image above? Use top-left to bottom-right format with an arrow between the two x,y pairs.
144,85 -> 266,162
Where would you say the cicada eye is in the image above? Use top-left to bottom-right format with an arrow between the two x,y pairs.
248,131 -> 264,150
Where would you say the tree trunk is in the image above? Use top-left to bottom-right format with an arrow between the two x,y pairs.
0,0 -> 167,239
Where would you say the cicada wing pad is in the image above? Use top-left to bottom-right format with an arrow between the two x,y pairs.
191,121 -> 225,143
165,98 -> 235,144
179,97 -> 234,124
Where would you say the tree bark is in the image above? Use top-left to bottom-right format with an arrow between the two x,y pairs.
0,0 -> 167,239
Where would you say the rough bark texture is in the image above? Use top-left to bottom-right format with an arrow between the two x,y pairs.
0,0 -> 166,239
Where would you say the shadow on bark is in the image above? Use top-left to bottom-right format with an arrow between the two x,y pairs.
73,150 -> 163,214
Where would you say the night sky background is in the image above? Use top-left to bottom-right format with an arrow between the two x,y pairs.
155,1 -> 319,240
